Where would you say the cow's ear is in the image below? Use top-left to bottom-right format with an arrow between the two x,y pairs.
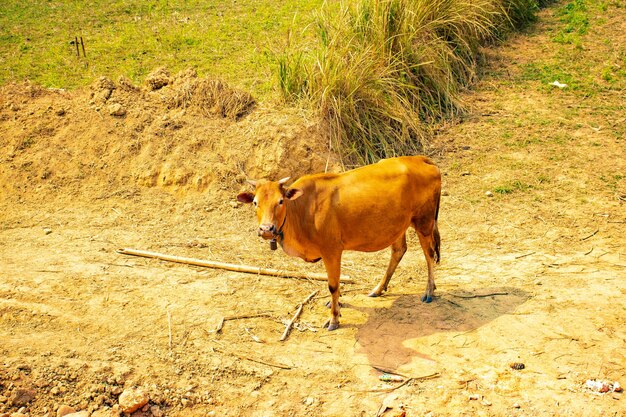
237,192 -> 255,204
285,188 -> 303,201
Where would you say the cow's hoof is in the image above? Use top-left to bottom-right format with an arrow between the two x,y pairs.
368,291 -> 381,298
325,301 -> 343,308
421,294 -> 433,303
327,321 -> 339,331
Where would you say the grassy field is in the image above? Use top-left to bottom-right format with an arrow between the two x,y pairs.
0,0 -> 323,96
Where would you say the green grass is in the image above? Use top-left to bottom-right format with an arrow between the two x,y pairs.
0,0 -> 323,97
494,180 -> 534,194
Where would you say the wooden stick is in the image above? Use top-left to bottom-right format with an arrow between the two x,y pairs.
214,348 -> 291,370
167,308 -> 173,352
356,372 -> 441,393
80,36 -> 86,57
215,312 -> 272,333
450,291 -> 509,299
75,36 -> 79,57
117,248 -> 353,283
580,228 -> 599,241
280,290 -> 319,341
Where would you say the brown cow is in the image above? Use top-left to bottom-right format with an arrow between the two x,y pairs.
237,155 -> 441,330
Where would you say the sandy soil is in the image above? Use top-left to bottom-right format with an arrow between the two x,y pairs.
1,5 -> 625,417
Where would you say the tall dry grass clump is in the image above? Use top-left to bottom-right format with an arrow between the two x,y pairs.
278,0 -> 540,164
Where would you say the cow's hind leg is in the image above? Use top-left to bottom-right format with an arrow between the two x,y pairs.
369,233 -> 407,297
416,227 -> 437,303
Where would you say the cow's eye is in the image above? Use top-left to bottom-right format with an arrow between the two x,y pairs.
253,200 -> 258,207
278,199 -> 284,205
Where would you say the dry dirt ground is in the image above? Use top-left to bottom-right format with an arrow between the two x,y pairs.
1,5 -> 625,417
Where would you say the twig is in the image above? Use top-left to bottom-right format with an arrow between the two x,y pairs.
450,291 -> 509,299
117,248 -> 353,283
371,366 -> 409,379
215,312 -> 272,333
167,308 -> 173,353
214,348 -> 291,370
280,290 -> 319,341
580,228 -> 599,241
80,36 -> 86,57
515,251 -> 535,259
74,36 -> 79,57
356,372 -> 440,393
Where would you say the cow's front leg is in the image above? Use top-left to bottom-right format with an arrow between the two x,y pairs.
322,252 -> 342,331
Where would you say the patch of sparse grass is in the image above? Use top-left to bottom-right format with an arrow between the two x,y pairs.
494,180 -> 534,194
553,0 -> 589,45
0,0 -> 323,97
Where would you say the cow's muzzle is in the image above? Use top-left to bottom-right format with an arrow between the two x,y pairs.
258,224 -> 277,240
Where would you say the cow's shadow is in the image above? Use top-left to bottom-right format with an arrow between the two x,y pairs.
348,287 -> 529,370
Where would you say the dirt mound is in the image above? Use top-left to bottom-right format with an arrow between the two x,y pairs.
0,69 -> 338,206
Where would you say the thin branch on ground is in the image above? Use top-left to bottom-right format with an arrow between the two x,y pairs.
280,290 -> 319,341
449,292 -> 509,299
215,312 -> 273,333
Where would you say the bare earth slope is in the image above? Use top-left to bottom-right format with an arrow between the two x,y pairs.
1,4 -> 624,417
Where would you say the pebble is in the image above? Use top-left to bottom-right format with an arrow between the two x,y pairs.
513,403 -> 521,409
56,405 -> 76,417
108,103 -> 126,117
44,227 -> 52,235
149,405 -> 164,417
65,412 -> 89,417
118,388 -> 149,414
9,388 -> 36,406
485,191 -> 494,197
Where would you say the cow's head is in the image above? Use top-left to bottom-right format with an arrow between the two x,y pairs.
237,177 -> 303,240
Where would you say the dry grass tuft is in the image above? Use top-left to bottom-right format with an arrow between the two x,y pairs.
166,69 -> 256,120
278,0 -> 543,164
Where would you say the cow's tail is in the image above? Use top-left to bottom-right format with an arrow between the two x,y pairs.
433,188 -> 441,264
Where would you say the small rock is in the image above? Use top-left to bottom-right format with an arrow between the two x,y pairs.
44,227 -> 52,235
57,405 -> 76,417
512,403 -> 521,409
509,362 -> 525,370
303,397 -> 315,406
441,190 -> 450,196
485,191 -> 494,197
56,108 -> 66,116
149,405 -> 163,417
118,388 -> 149,414
481,399 -> 492,406
230,201 -> 240,208
461,171 -> 471,176
108,103 -> 126,117
65,412 -> 89,417
9,388 -> 36,406
468,394 -> 480,401
145,67 -> 171,91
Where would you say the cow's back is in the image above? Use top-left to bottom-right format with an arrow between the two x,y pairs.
292,156 -> 440,252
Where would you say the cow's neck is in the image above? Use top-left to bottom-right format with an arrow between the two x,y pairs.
278,200 -> 314,260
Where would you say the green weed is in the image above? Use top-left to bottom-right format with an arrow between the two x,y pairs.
494,180 -> 534,194
553,0 -> 589,44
